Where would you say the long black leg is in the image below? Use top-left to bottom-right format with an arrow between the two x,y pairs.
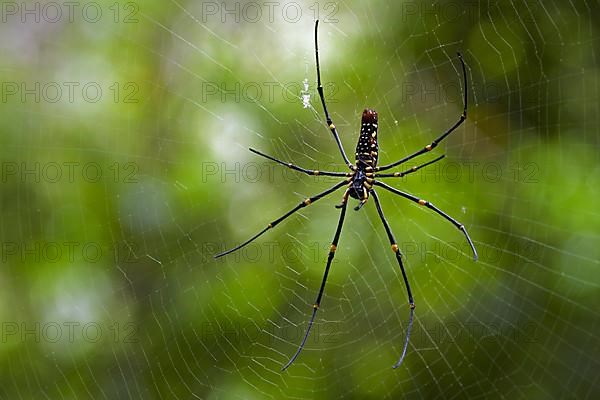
377,53 -> 468,172
371,190 -> 415,369
375,155 -> 445,178
214,180 -> 348,258
374,181 -> 478,261
314,20 -> 354,170
249,148 -> 350,178
281,201 -> 347,371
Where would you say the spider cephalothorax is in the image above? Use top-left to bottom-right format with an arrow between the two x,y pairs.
215,20 -> 477,372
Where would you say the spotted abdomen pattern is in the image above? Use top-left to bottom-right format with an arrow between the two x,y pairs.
355,109 -> 379,167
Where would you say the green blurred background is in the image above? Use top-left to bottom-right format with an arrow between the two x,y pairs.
1,0 -> 599,398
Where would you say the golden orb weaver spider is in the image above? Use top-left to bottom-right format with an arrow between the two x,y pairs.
215,20 -> 478,371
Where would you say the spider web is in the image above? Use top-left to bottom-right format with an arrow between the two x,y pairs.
1,0 -> 599,399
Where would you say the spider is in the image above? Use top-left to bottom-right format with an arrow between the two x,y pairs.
215,20 -> 478,371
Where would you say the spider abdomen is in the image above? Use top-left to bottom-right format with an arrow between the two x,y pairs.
355,108 -> 379,168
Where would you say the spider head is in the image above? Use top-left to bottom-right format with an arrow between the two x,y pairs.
362,109 -> 378,124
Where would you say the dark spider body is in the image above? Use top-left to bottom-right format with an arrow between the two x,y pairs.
215,20 -> 478,372
345,109 -> 379,208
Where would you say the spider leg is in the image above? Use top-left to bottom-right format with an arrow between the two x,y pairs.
374,155 -> 445,178
214,180 -> 348,258
371,190 -> 415,369
354,186 -> 369,211
374,181 -> 478,261
281,201 -> 347,371
249,148 -> 350,177
334,187 -> 350,209
314,20 -> 354,170
377,53 -> 468,172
